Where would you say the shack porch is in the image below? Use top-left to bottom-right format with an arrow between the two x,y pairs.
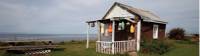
86,17 -> 141,54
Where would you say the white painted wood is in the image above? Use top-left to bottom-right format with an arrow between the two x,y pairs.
136,20 -> 141,51
105,5 -> 135,19
153,24 -> 159,39
86,23 -> 90,48
111,20 -> 115,54
96,40 -> 135,54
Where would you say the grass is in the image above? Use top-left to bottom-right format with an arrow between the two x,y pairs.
162,40 -> 198,56
50,41 -> 110,56
138,40 -> 199,56
0,40 -> 198,56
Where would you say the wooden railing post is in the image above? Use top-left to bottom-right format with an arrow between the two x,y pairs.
111,20 -> 115,54
136,20 -> 141,51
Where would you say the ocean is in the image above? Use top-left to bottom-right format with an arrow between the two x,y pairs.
0,34 -> 97,42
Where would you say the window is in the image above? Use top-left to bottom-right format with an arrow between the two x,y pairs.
153,24 -> 159,39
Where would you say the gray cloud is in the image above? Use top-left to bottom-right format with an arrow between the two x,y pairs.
0,0 -> 198,34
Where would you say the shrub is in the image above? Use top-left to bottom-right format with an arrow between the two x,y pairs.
168,28 -> 185,40
140,40 -> 172,55
0,42 -> 10,46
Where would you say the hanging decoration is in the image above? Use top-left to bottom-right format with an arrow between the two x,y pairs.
130,24 -> 135,33
118,17 -> 126,30
100,23 -> 105,34
118,22 -> 122,30
108,24 -> 112,33
121,21 -> 125,30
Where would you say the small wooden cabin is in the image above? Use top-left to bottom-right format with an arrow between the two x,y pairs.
86,2 -> 167,54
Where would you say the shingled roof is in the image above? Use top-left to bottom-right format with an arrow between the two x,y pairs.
103,2 -> 167,24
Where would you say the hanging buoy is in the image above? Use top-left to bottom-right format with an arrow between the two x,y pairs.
108,24 -> 112,33
130,24 -> 135,33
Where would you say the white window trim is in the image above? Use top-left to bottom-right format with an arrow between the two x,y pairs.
153,24 -> 159,39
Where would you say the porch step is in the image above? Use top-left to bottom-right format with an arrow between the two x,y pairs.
128,52 -> 137,56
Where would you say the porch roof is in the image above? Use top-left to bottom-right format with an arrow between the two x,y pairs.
86,17 -> 136,23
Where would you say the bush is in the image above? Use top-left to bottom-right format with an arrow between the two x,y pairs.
0,42 -> 10,46
140,40 -> 172,55
168,28 -> 185,40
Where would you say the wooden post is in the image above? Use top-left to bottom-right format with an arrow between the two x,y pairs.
97,22 -> 101,41
136,20 -> 141,51
111,20 -> 115,54
86,23 -> 90,48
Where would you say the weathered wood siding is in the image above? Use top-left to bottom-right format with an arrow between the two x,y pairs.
158,23 -> 166,40
141,22 -> 153,41
141,21 -> 166,41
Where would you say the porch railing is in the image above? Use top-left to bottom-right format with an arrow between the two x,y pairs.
96,40 -> 136,54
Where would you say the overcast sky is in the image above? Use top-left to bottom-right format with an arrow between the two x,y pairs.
0,0 -> 198,34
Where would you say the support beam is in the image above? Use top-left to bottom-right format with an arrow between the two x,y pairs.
136,20 -> 141,51
86,23 -> 90,48
111,20 -> 115,54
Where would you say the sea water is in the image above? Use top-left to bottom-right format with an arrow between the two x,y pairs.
0,34 -> 97,42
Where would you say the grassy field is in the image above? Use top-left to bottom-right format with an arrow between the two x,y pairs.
0,40 -> 198,56
138,40 -> 199,56
50,41 -> 111,56
36,40 -> 200,56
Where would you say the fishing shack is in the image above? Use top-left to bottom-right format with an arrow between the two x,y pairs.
86,2 -> 167,54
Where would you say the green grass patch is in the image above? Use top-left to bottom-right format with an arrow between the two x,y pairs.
51,41 -> 111,56
0,40 -> 198,56
138,40 -> 199,56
